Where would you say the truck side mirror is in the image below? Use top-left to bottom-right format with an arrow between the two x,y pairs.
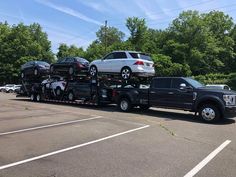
180,83 -> 186,89
180,83 -> 193,91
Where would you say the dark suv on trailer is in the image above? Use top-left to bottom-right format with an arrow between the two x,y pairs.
114,77 -> 236,123
50,57 -> 89,76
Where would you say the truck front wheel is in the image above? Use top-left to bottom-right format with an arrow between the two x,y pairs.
199,104 -> 220,123
119,98 -> 132,112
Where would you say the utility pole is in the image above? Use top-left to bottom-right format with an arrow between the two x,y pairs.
105,20 -> 107,54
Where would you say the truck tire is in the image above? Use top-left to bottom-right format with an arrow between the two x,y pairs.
199,104 -> 220,123
119,98 -> 132,112
139,105 -> 150,111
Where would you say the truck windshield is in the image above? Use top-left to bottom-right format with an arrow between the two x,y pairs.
185,78 -> 204,88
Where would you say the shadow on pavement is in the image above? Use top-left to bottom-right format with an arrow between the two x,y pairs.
11,98 -> 235,125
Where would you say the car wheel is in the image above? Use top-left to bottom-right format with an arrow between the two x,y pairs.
139,105 -> 150,111
55,87 -> 61,96
199,104 -> 220,123
119,98 -> 132,112
68,91 -> 74,101
8,89 -> 13,93
21,72 -> 25,78
42,85 -> 46,93
50,65 -> 54,74
89,65 -> 97,77
121,67 -> 132,80
34,68 -> 38,76
69,66 -> 74,75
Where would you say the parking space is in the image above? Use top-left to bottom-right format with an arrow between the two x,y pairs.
0,93 -> 235,177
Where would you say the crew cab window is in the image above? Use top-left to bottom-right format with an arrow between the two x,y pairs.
172,78 -> 189,89
153,78 -> 171,89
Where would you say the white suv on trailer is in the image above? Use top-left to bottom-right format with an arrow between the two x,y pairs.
89,51 -> 155,80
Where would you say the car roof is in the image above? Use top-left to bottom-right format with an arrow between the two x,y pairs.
112,50 -> 142,53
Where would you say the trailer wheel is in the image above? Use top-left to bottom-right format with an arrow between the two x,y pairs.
119,98 -> 132,112
36,94 -> 41,102
30,93 -> 36,101
68,91 -> 74,101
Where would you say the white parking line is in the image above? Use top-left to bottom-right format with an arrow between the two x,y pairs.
0,124 -> 150,170
184,140 -> 231,177
0,116 -> 102,136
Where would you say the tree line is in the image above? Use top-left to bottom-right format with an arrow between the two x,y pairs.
0,10 -> 236,84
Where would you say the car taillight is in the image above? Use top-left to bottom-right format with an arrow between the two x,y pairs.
134,60 -> 144,65
62,82 -> 66,87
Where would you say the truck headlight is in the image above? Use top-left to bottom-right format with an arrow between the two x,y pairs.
223,95 -> 236,106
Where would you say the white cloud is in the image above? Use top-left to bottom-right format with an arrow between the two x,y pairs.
35,0 -> 102,25
135,0 -> 162,20
46,28 -> 92,53
104,0 -> 140,17
81,1 -> 108,13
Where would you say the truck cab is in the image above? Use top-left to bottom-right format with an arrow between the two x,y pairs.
114,77 -> 236,123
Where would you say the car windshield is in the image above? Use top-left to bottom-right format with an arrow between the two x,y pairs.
185,78 -> 204,88
75,58 -> 88,63
129,52 -> 152,61
36,61 -> 49,66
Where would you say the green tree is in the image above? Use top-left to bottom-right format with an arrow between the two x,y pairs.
96,26 -> 125,46
152,54 -> 191,76
0,22 -> 54,84
126,17 -> 148,51
57,44 -> 85,59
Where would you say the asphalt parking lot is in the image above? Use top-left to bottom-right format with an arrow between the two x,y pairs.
0,93 -> 236,177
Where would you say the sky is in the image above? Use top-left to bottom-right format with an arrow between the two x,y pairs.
1,0 -> 236,53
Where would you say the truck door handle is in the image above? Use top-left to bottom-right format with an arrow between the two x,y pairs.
150,91 -> 156,94
168,92 -> 174,95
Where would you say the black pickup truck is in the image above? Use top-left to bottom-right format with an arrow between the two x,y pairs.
113,77 -> 236,123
